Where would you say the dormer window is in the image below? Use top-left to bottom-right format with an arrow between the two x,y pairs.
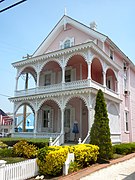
60,37 -> 74,49
110,48 -> 114,60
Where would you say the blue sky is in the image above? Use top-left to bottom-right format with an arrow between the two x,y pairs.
0,0 -> 135,113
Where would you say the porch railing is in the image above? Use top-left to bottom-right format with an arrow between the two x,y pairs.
12,132 -> 60,139
14,79 -> 119,99
51,133 -> 64,146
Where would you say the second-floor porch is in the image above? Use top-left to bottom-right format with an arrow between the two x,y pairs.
13,42 -> 121,100
14,78 -> 119,99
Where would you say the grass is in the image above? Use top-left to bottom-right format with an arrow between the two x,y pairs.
0,157 -> 27,164
0,137 -> 49,142
112,153 -> 124,159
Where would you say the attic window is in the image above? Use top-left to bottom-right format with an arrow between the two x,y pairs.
60,37 -> 74,49
64,40 -> 70,49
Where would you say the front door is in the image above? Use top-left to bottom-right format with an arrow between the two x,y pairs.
64,107 -> 75,142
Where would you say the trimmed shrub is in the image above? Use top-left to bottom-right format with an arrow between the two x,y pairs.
37,146 -> 68,176
68,161 -> 80,173
13,140 -> 38,158
37,144 -> 99,176
113,143 -> 135,155
1,138 -> 49,149
90,89 -> 113,160
0,148 -> 13,157
73,144 -> 99,168
0,141 -> 8,148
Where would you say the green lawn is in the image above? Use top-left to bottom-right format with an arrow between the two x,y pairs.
0,157 -> 27,164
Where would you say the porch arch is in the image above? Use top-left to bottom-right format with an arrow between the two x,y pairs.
14,103 -> 35,133
39,60 -> 62,86
38,98 -> 61,111
106,68 -> 117,92
17,65 -> 37,79
17,66 -> 37,91
65,52 -> 87,66
64,96 -> 88,141
40,59 -> 62,72
14,101 -> 35,114
64,54 -> 88,81
91,58 -> 103,84
38,99 -> 61,133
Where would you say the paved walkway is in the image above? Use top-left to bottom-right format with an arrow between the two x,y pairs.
59,153 -> 135,180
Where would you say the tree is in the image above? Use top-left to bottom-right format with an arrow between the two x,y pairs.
90,89 -> 113,160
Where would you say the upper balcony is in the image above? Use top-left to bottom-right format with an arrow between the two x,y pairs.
14,79 -> 119,100
13,46 -> 120,101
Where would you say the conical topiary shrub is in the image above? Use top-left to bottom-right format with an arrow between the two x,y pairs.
90,89 -> 113,160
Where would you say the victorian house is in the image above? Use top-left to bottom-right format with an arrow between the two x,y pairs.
9,15 -> 135,145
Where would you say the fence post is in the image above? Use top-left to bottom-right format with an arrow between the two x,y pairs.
49,137 -> 53,146
78,138 -> 82,144
63,153 -> 74,175
0,160 -> 6,180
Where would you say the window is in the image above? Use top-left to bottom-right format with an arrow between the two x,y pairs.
110,48 -> 114,60
64,40 -> 70,49
106,77 -> 112,89
44,74 -> 51,86
43,110 -> 50,128
65,70 -> 71,82
125,111 -> 129,132
60,37 -> 74,49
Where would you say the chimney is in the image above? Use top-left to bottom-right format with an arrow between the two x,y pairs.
90,21 -> 97,30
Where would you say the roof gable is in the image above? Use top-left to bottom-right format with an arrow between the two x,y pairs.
33,15 -> 107,57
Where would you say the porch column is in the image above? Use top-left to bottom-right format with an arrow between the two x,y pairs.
88,107 -> 93,131
61,108 -> 64,134
87,62 -> 91,80
15,76 -> 18,91
62,67 -> 65,83
37,72 -> 40,87
34,111 -> 38,134
103,71 -> 106,87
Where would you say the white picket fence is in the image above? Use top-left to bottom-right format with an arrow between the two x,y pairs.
0,158 -> 38,180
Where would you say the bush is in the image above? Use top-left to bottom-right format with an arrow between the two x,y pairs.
68,161 -> 80,173
13,140 -> 38,158
37,144 -> 99,176
1,138 -> 49,149
113,143 -> 135,155
37,146 -> 68,176
0,148 -> 13,157
0,141 -> 8,148
73,144 -> 99,168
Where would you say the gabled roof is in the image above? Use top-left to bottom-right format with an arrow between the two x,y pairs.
0,109 -> 7,116
33,15 -> 107,57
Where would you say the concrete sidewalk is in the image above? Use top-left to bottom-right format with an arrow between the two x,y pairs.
59,153 -> 135,180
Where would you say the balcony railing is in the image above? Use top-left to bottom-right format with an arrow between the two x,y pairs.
14,79 -> 119,99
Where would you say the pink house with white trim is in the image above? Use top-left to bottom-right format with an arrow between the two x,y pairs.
10,15 -> 135,145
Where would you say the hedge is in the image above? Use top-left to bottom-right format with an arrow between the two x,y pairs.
113,143 -> 135,155
1,138 -> 49,148
37,144 -> 99,176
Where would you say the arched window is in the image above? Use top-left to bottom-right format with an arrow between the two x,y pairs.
60,37 -> 74,49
